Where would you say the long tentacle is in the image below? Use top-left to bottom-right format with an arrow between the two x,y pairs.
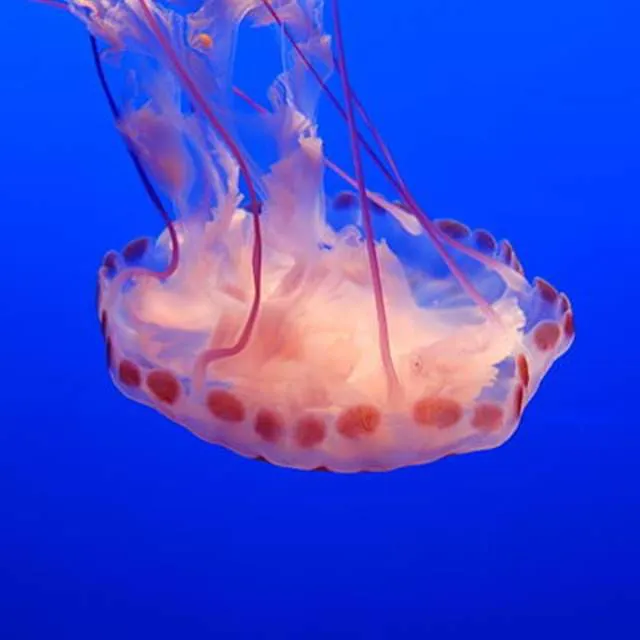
330,0 -> 401,402
257,0 -> 505,318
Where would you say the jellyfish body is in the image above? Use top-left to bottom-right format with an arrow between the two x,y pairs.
60,0 -> 573,472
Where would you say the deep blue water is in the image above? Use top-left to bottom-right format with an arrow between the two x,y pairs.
1,1 -> 638,638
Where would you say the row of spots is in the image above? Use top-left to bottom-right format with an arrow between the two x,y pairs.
116,357 -> 182,406
102,296 -> 520,455
531,276 -> 575,349
100,309 -> 181,405
250,396 -> 505,448
100,304 -> 183,408
331,192 -> 526,275
413,396 -> 508,433
114,344 -> 512,448
102,304 -> 519,457
101,237 -> 151,281
434,218 -> 524,274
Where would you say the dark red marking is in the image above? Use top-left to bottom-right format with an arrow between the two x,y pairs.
102,251 -> 118,278
474,230 -> 497,253
514,385 -> 525,418
517,354 -> 530,388
105,337 -> 113,370
122,237 -> 149,264
533,322 -> 561,351
501,240 -> 514,264
436,219 -> 470,240
100,310 -> 108,339
118,360 -> 142,388
512,253 -> 525,275
336,405 -> 381,439
147,370 -> 181,405
333,191 -> 358,210
472,404 -> 504,432
254,408 -> 284,442
534,277 -> 559,304
295,416 -> 326,448
206,390 -> 246,422
413,397 -> 463,428
312,466 -> 331,473
563,312 -> 575,339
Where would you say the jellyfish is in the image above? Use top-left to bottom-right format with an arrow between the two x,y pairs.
39,0 -> 574,473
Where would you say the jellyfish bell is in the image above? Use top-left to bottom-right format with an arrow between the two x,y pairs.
46,0 -> 573,472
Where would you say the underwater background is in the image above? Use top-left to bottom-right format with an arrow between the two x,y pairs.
1,1 -> 638,638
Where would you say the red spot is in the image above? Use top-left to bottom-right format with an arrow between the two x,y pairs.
472,404 -> 504,432
517,354 -> 530,388
105,337 -> 113,370
122,237 -> 149,264
336,405 -> 381,439
295,416 -> 326,448
501,240 -> 514,264
147,370 -> 181,405
512,253 -> 525,275
100,310 -> 108,339
206,390 -> 245,422
474,230 -> 497,253
534,277 -> 559,303
436,219 -> 470,239
533,322 -> 561,351
564,312 -> 575,339
102,251 -> 117,278
413,397 -> 463,428
254,408 -> 284,442
312,466 -> 331,473
118,360 -> 141,387
514,385 -> 525,418
333,191 -> 358,210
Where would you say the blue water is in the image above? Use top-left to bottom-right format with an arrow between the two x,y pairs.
2,1 -> 638,638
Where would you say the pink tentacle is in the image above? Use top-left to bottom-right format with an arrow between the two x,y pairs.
258,0 -> 507,320
136,0 -> 263,385
330,0 -> 401,402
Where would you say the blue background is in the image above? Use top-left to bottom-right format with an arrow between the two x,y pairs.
2,1 -> 638,637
